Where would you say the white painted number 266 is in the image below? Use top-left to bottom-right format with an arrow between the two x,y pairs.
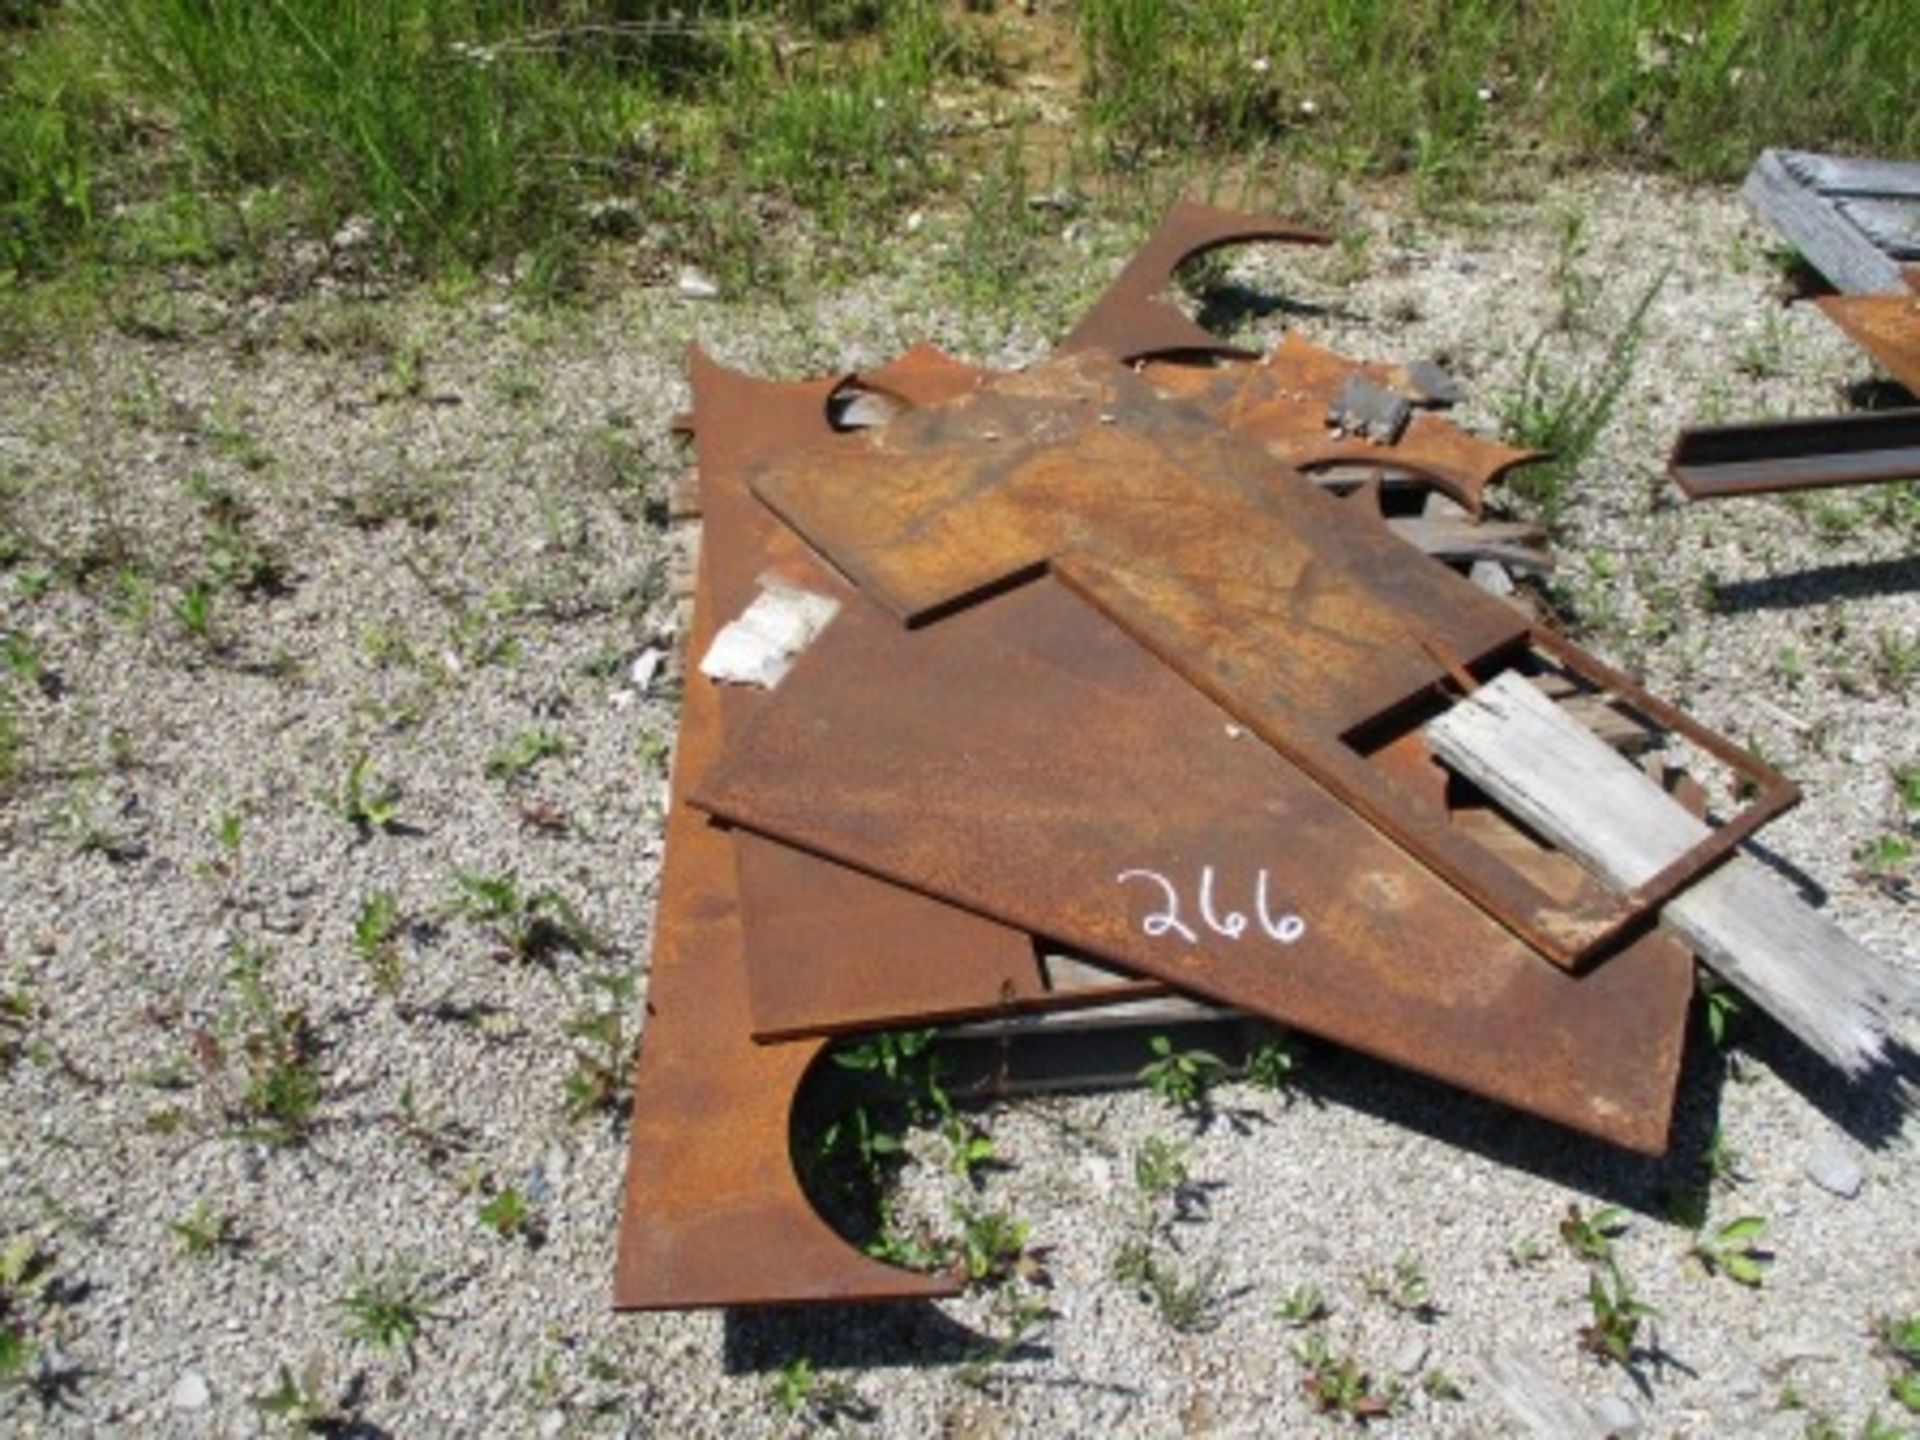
1114,865 -> 1306,947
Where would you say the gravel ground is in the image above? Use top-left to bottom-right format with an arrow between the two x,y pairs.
1,170 -> 1916,1438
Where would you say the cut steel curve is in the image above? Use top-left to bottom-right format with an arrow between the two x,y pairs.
1060,198 -> 1329,361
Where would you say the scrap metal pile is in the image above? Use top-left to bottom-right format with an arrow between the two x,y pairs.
1671,148 -> 1920,499
613,203 -> 1910,1311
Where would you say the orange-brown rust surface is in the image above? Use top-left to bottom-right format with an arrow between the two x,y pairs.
692,575 -> 1696,1156
745,351 -> 1652,970
1818,290 -> 1920,394
1144,334 -> 1544,515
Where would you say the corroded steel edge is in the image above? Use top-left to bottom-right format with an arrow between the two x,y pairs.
611,355 -> 963,1310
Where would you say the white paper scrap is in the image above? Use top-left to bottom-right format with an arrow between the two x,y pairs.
698,583 -> 840,689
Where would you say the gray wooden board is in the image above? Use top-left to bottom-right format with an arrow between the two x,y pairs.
1781,151 -> 1920,200
1744,148 -> 1911,294
1836,197 -> 1920,259
1478,1347 -> 1607,1440
1427,672 -> 1912,1076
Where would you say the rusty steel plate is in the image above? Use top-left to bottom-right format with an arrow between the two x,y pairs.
744,349 -> 1688,970
692,574 -> 1695,1155
1059,198 -> 1329,361
699,345 -> 1171,1041
1818,290 -> 1920,395
613,356 -> 964,1309
618,344 -> 1201,1308
621,347 -> 1176,1307
1142,334 -> 1544,516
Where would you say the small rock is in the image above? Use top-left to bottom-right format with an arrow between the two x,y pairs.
1804,1137 -> 1865,1198
629,646 -> 666,695
538,1409 -> 566,1439
1391,1337 -> 1429,1376
1470,559 -> 1516,597
171,1371 -> 212,1410
677,267 -> 720,301
1592,1394 -> 1641,1436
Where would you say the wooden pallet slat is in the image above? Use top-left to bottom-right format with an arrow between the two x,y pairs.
1427,672 -> 1913,1077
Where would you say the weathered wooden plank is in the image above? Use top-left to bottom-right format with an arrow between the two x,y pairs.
1781,151 -> 1920,200
1428,672 -> 1912,1076
1386,514 -> 1552,573
1836,197 -> 1920,260
1478,1347 -> 1608,1440
1744,149 -> 1908,295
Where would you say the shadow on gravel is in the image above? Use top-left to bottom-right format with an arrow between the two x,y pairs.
722,1300 -> 998,1374
1284,1038 -> 1732,1220
1711,554 -> 1920,612
1741,1013 -> 1919,1154
1190,285 -> 1350,339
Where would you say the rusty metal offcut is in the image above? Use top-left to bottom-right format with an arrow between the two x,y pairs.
615,200 -> 1807,1312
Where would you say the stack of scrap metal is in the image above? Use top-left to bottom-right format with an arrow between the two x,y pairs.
1672,149 -> 1920,499
614,203 -> 1911,1312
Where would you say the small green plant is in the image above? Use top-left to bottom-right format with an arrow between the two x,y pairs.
1881,1313 -> 1920,1413
61,773 -> 137,861
1421,1369 -> 1465,1401
1855,832 -> 1915,889
766,1354 -> 869,1424
351,891 -> 405,995
1579,1260 -> 1657,1367
1873,629 -> 1920,695
454,871 -> 599,964
1699,975 -> 1744,1048
1691,1215 -> 1771,1287
943,1114 -> 995,1182
1133,1136 -> 1190,1202
1705,1125 -> 1748,1189
1895,765 -> 1920,813
169,1202 -> 243,1259
1500,270 -> 1665,529
204,945 -> 323,1148
1276,1282 -> 1330,1328
1365,1254 -> 1439,1322
210,806 -> 244,868
562,970 -> 636,1122
1559,1202 -> 1627,1264
1294,1332 -> 1400,1422
1,983 -> 42,1075
477,1185 -> 537,1243
485,727 -> 566,783
1244,1026 -> 1299,1092
0,1233 -> 58,1388
953,1204 -> 1032,1287
1508,1233 -> 1553,1269
173,579 -> 217,645
326,750 -> 403,835
637,725 -> 672,775
1111,1239 -> 1226,1333
833,1027 -> 950,1124
337,1261 -> 443,1364
251,1360 -> 355,1432
956,1287 -> 1057,1390
769,1354 -> 817,1417
1139,1033 -> 1225,1114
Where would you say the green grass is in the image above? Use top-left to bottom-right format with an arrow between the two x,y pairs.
1078,0 -> 1920,188
1,1 -> 976,294
5,2 -> 1916,304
